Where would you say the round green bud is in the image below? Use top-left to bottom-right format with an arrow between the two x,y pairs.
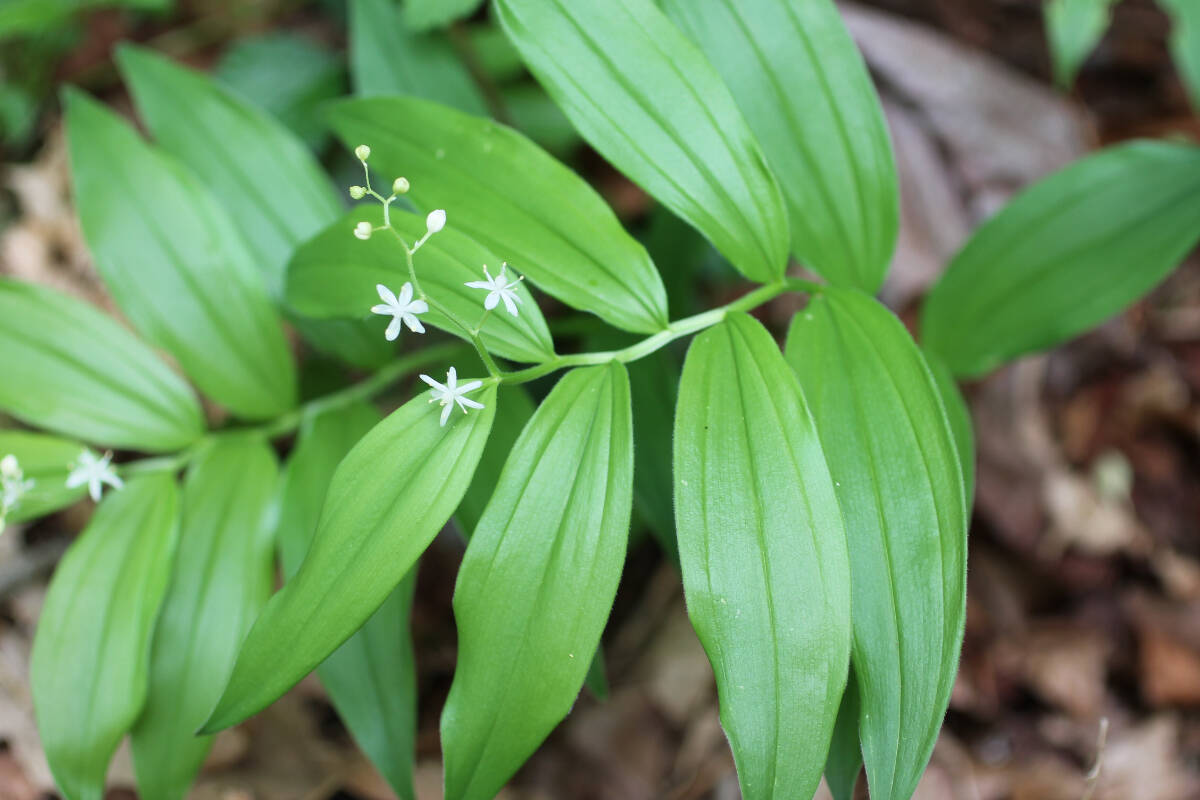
392,177 -> 410,195
349,185 -> 366,200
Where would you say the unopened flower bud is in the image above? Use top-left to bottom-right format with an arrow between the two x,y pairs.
354,144 -> 371,161
349,185 -> 366,200
354,221 -> 373,241
426,209 -> 446,234
0,455 -> 17,479
392,177 -> 410,195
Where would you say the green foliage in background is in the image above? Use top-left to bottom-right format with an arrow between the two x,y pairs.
4,1 -> 1198,799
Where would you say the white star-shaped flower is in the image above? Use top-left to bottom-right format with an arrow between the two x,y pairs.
465,263 -> 523,317
371,282 -> 429,341
419,367 -> 485,426
65,449 -> 123,503
0,455 -> 33,521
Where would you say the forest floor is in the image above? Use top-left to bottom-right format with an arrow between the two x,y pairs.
1,1 -> 1198,798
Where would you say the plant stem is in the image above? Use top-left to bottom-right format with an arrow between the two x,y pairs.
495,277 -> 820,386
120,341 -> 470,478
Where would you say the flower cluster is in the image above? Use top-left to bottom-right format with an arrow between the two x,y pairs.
0,455 -> 33,530
351,144 -> 534,426
66,449 -> 123,503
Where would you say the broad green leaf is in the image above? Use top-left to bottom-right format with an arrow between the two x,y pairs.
64,90 -> 296,419
117,45 -> 340,294
215,34 -> 345,150
824,675 -> 863,800
441,363 -> 633,800
130,437 -> 277,800
287,206 -> 554,363
31,474 -> 179,800
1045,0 -> 1116,87
926,352 -> 975,506
277,402 -> 418,799
328,96 -> 670,333
350,0 -> 487,115
469,25 -> 525,83
202,382 -> 496,732
664,0 -> 898,293
0,279 -> 203,452
115,45 -> 387,368
674,312 -> 851,800
454,385 -> 536,535
1161,0 -> 1200,109
786,288 -> 968,800
448,383 -> 610,705
0,430 -> 86,522
403,0 -> 483,31
922,141 -> 1200,378
494,0 -> 789,284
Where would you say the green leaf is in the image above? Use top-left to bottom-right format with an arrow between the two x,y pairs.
1160,0 -> 1200,110
286,206 -> 555,363
785,288 -> 968,800
1045,0 -> 1116,87
215,34 -> 345,150
922,141 -> 1200,378
925,351 -> 975,507
674,312 -> 851,800
441,363 -> 633,800
403,0 -> 483,31
115,45 -> 388,368
277,402 -> 418,799
130,437 -> 277,800
628,349 -> 679,562
350,0 -> 487,115
501,83 -> 580,157
31,474 -> 179,800
202,382 -> 496,733
454,385 -> 536,536
64,89 -> 296,419
328,96 -> 669,333
824,674 -> 862,800
664,0 -> 898,292
0,430 -> 87,522
494,0 -> 789,284
0,279 -> 203,452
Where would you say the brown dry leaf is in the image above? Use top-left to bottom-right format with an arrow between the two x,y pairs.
1094,716 -> 1200,800
992,623 -> 1112,718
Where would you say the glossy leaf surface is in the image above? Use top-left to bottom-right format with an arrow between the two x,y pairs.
131,437 -> 278,800
494,0 -> 789,284
786,288 -> 968,800
287,206 -> 554,363
116,45 -> 387,367
328,96 -> 669,333
64,90 -> 296,419
0,279 -> 203,452
922,141 -> 1200,378
664,0 -> 898,292
277,402 -> 418,799
31,475 -> 179,800
441,363 -> 633,800
203,383 -> 496,732
675,312 -> 851,799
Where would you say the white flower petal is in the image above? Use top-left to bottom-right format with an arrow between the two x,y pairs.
385,316 -> 403,341
370,304 -> 394,316
484,292 -> 500,311
409,299 -> 429,314
376,284 -> 397,305
397,282 -> 414,305
439,403 -> 453,426
457,396 -> 485,410
501,293 -> 519,317
464,280 -> 492,290
403,314 -> 426,334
